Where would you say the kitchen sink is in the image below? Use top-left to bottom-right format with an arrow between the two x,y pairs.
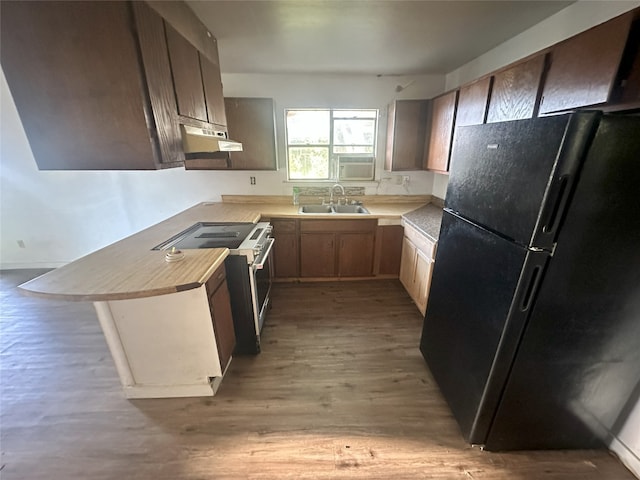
332,205 -> 369,214
299,205 -> 334,213
298,204 -> 370,215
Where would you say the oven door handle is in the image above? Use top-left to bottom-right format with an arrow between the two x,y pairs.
252,238 -> 275,270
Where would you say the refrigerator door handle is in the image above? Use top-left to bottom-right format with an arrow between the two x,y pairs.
541,175 -> 570,235
533,112 -> 601,249
519,265 -> 543,312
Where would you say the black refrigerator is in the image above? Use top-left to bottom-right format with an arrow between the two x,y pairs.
420,111 -> 640,450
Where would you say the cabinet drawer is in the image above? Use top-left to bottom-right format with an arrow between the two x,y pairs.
300,219 -> 377,233
272,218 -> 297,233
404,224 -> 436,260
205,264 -> 226,296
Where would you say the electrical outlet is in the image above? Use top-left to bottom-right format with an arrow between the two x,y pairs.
250,176 -> 256,185
402,175 -> 410,186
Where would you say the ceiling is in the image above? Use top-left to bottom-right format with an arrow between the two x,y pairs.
187,0 -> 574,76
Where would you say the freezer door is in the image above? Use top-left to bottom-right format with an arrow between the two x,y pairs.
420,211 -> 549,444
485,115 -> 640,450
446,112 -> 600,249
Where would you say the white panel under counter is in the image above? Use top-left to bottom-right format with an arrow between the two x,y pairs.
95,284 -> 229,399
399,203 -> 443,315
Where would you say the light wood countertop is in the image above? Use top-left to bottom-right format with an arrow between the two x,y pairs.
19,198 -> 430,301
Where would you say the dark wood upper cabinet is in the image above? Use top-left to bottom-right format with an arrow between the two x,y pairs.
133,2 -> 183,169
615,19 -> 640,105
0,1 -> 167,170
0,1 -> 228,170
455,77 -> 492,127
201,55 -> 227,128
165,23 -> 208,122
540,12 -> 635,114
184,97 -> 277,171
225,98 -> 277,170
385,100 -> 430,171
425,90 -> 458,173
486,54 -> 545,123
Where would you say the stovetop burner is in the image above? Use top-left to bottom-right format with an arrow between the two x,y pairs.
152,222 -> 256,250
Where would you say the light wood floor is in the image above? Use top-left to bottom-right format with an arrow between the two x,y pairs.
1,269 -> 635,479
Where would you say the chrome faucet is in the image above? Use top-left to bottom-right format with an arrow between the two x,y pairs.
329,183 -> 345,205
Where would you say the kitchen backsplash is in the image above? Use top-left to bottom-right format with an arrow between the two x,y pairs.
295,186 -> 365,197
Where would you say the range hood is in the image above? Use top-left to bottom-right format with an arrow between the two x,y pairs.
180,124 -> 242,154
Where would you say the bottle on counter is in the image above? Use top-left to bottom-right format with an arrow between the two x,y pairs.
292,186 -> 300,205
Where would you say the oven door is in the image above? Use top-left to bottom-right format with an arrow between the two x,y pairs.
251,238 -> 274,333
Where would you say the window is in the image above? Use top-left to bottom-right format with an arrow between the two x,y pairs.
285,109 -> 377,181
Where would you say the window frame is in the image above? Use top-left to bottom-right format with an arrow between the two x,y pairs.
285,108 -> 378,182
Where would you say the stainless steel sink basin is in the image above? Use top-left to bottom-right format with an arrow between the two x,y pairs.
298,204 -> 370,215
332,205 -> 369,214
299,205 -> 334,213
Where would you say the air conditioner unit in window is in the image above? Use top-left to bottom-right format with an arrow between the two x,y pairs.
338,156 -> 375,181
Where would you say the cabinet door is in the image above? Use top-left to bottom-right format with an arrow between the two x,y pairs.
338,233 -> 375,277
272,218 -> 299,278
165,23 -> 208,122
200,53 -> 227,127
540,13 -> 634,114
209,279 -> 236,370
385,100 -> 430,171
399,237 -> 418,296
425,91 -> 458,173
374,225 -> 404,276
414,250 -> 434,316
0,1 -> 161,170
133,2 -> 183,167
300,233 -> 336,277
273,233 -> 299,278
486,54 -> 545,123
225,98 -> 278,170
455,77 -> 492,127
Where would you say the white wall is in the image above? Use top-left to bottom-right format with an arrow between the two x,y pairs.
221,72 -> 444,196
432,0 -> 640,200
0,70 -> 444,268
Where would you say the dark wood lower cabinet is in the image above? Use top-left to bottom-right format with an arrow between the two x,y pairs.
271,218 -> 394,279
339,233 -> 375,277
206,265 -> 236,370
298,219 -> 377,278
374,225 -> 404,276
300,233 -> 337,277
271,219 -> 299,278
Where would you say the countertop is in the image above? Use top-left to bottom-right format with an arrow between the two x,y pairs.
401,204 -> 444,241
19,198 -> 435,301
19,203 -> 260,301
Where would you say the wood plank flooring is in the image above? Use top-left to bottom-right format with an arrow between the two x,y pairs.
1,269 -> 636,479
